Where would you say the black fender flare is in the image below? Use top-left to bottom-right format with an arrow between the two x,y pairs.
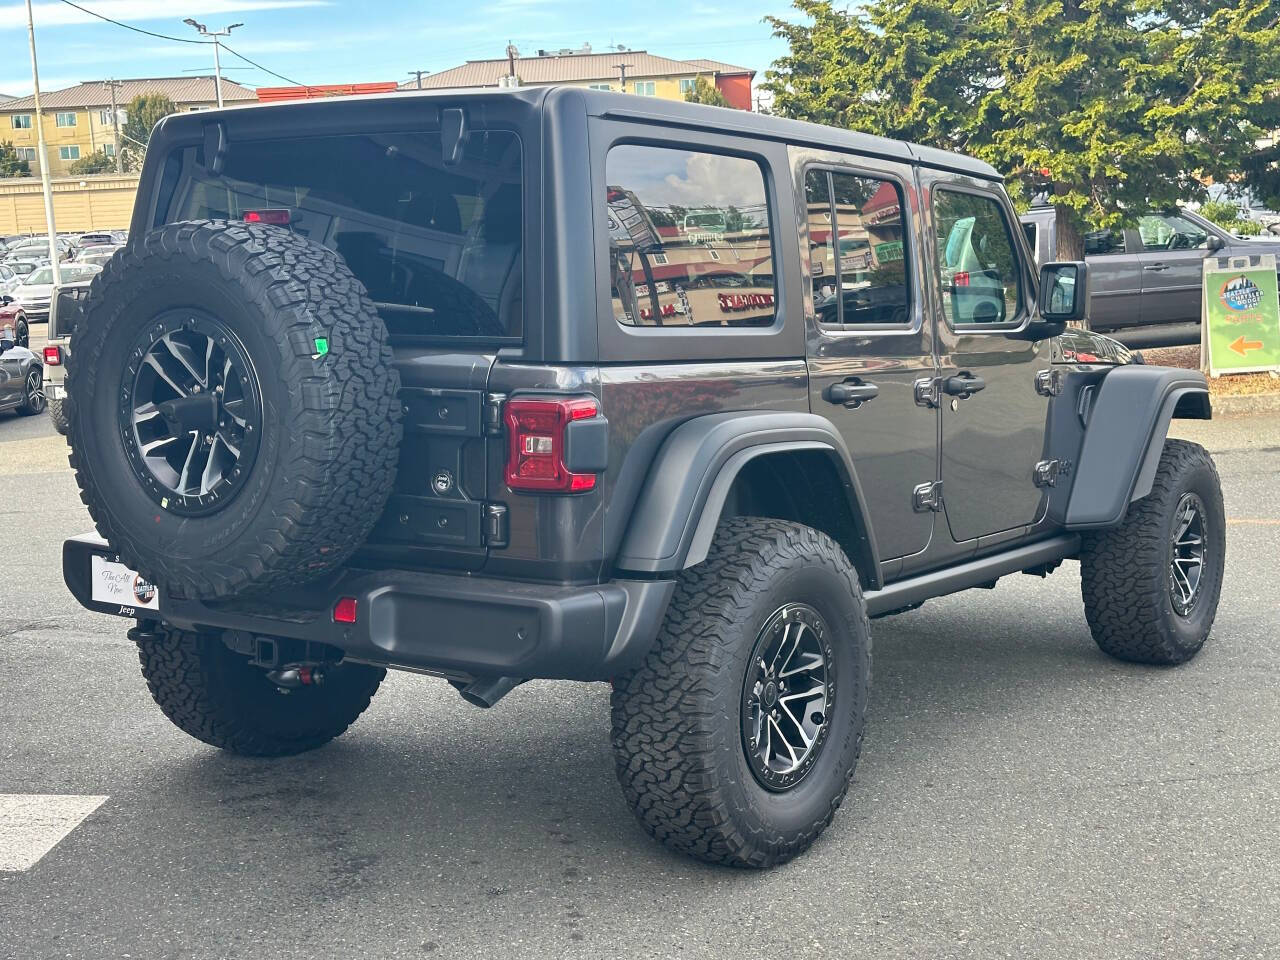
1065,365 -> 1211,529
614,411 -> 882,588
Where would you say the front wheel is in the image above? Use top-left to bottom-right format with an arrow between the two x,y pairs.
14,315 -> 28,349
1080,439 -> 1225,665
610,518 -> 871,868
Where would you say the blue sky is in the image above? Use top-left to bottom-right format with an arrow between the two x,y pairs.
0,0 -> 795,97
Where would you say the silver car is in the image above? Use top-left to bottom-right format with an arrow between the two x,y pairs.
1020,203 -> 1280,347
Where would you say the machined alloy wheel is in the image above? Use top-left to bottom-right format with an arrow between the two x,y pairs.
741,603 -> 834,792
1168,492 -> 1207,617
118,310 -> 263,517
23,369 -> 45,413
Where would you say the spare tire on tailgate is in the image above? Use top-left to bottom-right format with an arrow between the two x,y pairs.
67,220 -> 402,600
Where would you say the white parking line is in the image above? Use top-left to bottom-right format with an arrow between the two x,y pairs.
0,794 -> 108,872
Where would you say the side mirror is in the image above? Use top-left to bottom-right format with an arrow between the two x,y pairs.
1205,234 -> 1225,252
0,295 -> 12,305
1038,260 -> 1089,324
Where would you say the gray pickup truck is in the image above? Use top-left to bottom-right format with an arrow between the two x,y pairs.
1021,202 -> 1280,347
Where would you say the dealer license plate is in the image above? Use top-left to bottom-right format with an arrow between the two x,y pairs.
89,555 -> 160,611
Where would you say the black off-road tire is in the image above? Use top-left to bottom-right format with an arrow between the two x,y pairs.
67,220 -> 401,600
48,395 -> 68,435
611,518 -> 871,868
132,623 -> 385,756
1080,439 -> 1225,665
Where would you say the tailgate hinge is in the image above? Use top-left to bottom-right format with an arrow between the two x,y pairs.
1033,459 -> 1065,488
912,480 -> 943,512
483,502 -> 509,547
483,393 -> 507,436
1034,368 -> 1065,397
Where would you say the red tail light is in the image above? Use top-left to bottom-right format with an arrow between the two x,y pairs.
243,209 -> 291,226
504,396 -> 599,493
954,271 -> 970,287
43,345 -> 62,365
332,596 -> 358,624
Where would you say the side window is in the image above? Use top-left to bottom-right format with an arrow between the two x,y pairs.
1138,213 -> 1209,251
805,168 -> 910,327
1084,229 -> 1128,255
932,189 -> 1023,326
607,144 -> 775,328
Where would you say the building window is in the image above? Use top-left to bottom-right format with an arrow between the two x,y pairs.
632,81 -> 656,96
55,112 -> 77,127
587,83 -> 611,91
103,143 -> 116,157
11,114 -> 32,129
679,78 -> 696,95
59,145 -> 80,161
607,143 -> 776,328
16,147 -> 35,161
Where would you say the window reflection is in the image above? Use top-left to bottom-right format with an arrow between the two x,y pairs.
607,145 -> 776,328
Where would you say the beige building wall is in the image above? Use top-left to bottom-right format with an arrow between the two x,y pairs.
0,174 -> 138,234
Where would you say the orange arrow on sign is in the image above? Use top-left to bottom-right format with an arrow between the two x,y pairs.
1229,335 -> 1264,356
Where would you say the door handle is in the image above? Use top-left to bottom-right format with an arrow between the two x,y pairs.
942,373 -> 986,399
1143,263 -> 1169,272
824,378 -> 879,408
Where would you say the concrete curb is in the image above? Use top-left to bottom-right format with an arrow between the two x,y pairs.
1210,391 -> 1280,417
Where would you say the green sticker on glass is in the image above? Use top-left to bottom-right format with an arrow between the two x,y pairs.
314,337 -> 329,357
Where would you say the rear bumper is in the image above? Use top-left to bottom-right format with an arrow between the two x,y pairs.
63,534 -> 673,682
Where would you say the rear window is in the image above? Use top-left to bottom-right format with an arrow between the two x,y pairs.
160,129 -> 524,340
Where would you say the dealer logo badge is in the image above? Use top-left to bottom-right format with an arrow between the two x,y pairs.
1219,275 -> 1263,312
132,575 -> 157,605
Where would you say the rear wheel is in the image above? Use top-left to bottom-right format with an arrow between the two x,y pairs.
611,518 -> 871,868
14,315 -> 28,349
1080,439 -> 1225,665
133,623 -> 384,756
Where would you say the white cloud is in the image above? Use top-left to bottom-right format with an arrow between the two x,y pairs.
0,0 -> 330,30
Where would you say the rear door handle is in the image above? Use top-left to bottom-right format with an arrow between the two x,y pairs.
942,373 -> 986,399
1143,263 -> 1169,272
824,378 -> 879,408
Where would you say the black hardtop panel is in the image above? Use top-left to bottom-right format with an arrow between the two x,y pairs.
568,87 -> 1002,181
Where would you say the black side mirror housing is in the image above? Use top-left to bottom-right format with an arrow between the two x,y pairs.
1205,233 -> 1225,252
1038,260 -> 1090,324
0,295 -> 12,306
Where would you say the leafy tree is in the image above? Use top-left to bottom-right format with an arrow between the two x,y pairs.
122,93 -> 179,153
683,75 -> 731,109
1199,199 -> 1263,236
68,150 -> 114,175
764,0 -> 1280,257
0,141 -> 29,178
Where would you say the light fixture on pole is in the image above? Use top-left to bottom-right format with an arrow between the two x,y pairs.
183,19 -> 243,108
23,0 -> 59,287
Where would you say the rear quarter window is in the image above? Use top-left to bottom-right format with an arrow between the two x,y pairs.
159,129 -> 524,341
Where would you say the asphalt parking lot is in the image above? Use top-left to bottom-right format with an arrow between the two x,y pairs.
2,358 -> 1278,959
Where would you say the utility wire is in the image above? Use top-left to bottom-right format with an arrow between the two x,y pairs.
218,42 -> 304,87
55,0 -> 210,43
55,0 -> 307,89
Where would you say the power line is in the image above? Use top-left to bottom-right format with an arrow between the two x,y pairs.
218,42 -> 303,86
55,0 -> 211,44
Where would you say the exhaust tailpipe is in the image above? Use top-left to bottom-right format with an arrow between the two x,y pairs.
453,675 -> 523,708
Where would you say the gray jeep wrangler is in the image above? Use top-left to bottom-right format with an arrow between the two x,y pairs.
63,88 -> 1223,868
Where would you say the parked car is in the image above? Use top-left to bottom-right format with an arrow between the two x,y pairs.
0,262 -> 22,296
41,277 -> 94,435
61,89 -> 1221,869
0,323 -> 44,417
13,262 -> 101,321
5,235 -> 72,262
75,244 -> 123,268
1021,202 -> 1280,346
6,256 -> 47,278
0,295 -> 29,348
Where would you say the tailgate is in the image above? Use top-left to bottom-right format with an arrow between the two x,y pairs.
360,348 -> 502,571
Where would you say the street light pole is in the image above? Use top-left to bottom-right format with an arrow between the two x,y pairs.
182,19 -> 243,108
23,0 -> 59,286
